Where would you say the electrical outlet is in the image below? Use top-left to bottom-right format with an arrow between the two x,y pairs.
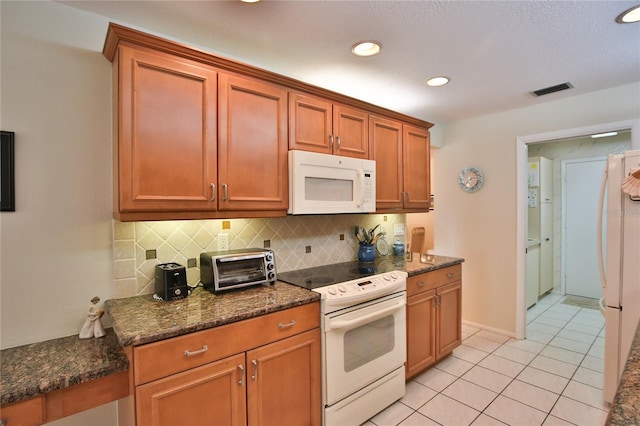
218,233 -> 229,251
394,224 -> 405,236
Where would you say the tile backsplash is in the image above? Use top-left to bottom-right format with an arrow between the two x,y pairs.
112,214 -> 405,298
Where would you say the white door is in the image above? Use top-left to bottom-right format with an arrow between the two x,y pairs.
564,158 -> 607,299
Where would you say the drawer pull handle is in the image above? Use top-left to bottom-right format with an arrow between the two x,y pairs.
251,360 -> 258,381
238,364 -> 244,385
416,281 -> 426,287
184,345 -> 208,357
447,273 -> 455,278
278,320 -> 296,329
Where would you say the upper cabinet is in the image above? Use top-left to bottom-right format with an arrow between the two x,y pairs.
114,45 -> 218,218
103,23 -> 433,220
289,92 -> 369,159
370,116 -> 431,211
218,74 -> 288,212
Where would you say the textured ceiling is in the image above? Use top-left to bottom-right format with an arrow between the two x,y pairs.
61,0 -> 640,124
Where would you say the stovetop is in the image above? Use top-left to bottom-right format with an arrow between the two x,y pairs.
277,260 -> 402,289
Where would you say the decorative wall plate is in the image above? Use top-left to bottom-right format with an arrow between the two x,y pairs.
459,167 -> 484,193
376,237 -> 389,256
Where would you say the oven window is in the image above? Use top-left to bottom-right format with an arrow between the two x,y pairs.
305,177 -> 353,201
216,258 -> 265,285
343,315 -> 395,372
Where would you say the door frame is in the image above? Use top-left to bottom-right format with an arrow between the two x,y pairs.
561,156 -> 607,297
515,119 -> 640,339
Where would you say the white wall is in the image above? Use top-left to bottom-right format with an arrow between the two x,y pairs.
435,82 -> 640,334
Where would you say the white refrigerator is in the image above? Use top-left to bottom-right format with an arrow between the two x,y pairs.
598,149 -> 640,403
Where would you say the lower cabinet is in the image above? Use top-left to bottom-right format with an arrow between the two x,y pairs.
406,265 -> 462,380
131,303 -> 321,426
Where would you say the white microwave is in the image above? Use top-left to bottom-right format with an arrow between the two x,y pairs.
288,150 -> 376,215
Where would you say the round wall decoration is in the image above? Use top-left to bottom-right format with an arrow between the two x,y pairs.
459,167 -> 484,193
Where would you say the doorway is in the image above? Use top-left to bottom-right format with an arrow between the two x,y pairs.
563,157 -> 607,299
515,119 -> 640,340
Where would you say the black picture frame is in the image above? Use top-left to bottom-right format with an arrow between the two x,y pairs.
1,131 -> 15,212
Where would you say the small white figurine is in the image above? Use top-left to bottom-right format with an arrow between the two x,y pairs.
79,296 -> 106,339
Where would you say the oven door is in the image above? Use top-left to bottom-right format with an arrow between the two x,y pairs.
323,292 -> 406,406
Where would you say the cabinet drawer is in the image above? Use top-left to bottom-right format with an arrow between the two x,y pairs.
0,396 -> 45,426
407,265 -> 461,297
134,302 -> 320,385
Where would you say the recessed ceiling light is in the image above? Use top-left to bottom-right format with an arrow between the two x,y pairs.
616,5 -> 640,23
426,76 -> 450,87
591,132 -> 618,139
241,0 -> 260,3
351,41 -> 382,57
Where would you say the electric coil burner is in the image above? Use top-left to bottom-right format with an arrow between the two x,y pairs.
278,261 -> 407,426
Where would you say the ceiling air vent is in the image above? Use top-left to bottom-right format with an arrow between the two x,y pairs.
531,82 -> 574,97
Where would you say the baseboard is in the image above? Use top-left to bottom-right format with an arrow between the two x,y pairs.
462,320 -> 517,339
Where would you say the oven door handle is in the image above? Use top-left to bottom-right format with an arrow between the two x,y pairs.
328,299 -> 405,330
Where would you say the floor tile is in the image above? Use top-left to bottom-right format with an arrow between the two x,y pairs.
527,322 -> 562,336
453,344 -> 490,364
418,394 -> 480,426
557,328 -> 597,345
550,396 -> 608,425
413,366 -> 457,392
548,336 -> 591,354
435,354 -> 475,377
529,355 -> 578,378
587,343 -> 605,359
476,330 -> 511,344
397,412 -> 440,426
562,380 -> 607,410
539,310 -> 575,321
517,366 -> 570,394
532,316 -> 568,329
542,415 -> 575,425
483,395 -> 547,426
539,345 -> 585,365
401,381 -> 437,410
471,413 -> 508,425
580,354 -> 604,373
563,321 -> 601,336
478,354 -> 526,378
493,344 -> 537,364
442,378 -> 498,411
369,401 -> 414,426
572,366 -> 604,389
462,366 -> 513,393
501,379 -> 559,413
526,329 -> 556,345
462,324 -> 481,335
463,335 -> 503,353
504,337 -> 546,354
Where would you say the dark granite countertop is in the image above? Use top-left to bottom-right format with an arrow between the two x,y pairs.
607,320 -> 640,425
0,328 -> 128,405
401,254 -> 464,275
104,282 -> 321,347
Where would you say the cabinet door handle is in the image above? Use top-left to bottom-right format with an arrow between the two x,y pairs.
278,320 -> 296,329
329,134 -> 334,149
238,364 -> 244,385
435,294 -> 441,307
210,183 -> 216,202
251,360 -> 258,381
416,281 -> 426,287
222,184 -> 228,201
184,345 -> 208,357
336,136 -> 341,149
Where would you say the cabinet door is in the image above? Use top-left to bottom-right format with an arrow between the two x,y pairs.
403,124 -> 431,210
117,45 -> 217,213
289,92 -> 333,154
333,104 -> 369,159
370,115 -> 404,210
136,353 -> 246,426
406,290 -> 437,379
246,329 -> 321,426
218,74 -> 289,211
436,281 -> 462,359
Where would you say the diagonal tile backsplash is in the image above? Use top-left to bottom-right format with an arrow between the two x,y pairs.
112,214 -> 405,298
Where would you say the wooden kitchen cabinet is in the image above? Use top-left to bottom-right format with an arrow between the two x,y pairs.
114,44 -> 218,218
289,92 -> 369,159
131,303 -> 321,426
0,395 -> 45,426
370,116 -> 431,211
406,265 -> 462,380
218,73 -> 289,211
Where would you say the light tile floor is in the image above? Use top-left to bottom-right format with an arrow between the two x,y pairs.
364,293 -> 608,426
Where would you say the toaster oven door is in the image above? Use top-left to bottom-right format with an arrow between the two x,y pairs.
214,256 -> 267,290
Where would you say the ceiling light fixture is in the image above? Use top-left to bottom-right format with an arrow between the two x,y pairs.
616,5 -> 640,23
426,76 -> 450,87
351,41 -> 382,57
240,0 -> 260,3
591,132 -> 618,139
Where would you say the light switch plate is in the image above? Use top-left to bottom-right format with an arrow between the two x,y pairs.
394,224 -> 405,236
218,233 -> 229,251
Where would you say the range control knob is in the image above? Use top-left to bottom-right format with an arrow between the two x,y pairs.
383,274 -> 391,281
337,284 -> 347,293
390,272 -> 398,280
327,287 -> 337,295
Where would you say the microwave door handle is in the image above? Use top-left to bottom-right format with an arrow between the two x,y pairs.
356,169 -> 364,208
